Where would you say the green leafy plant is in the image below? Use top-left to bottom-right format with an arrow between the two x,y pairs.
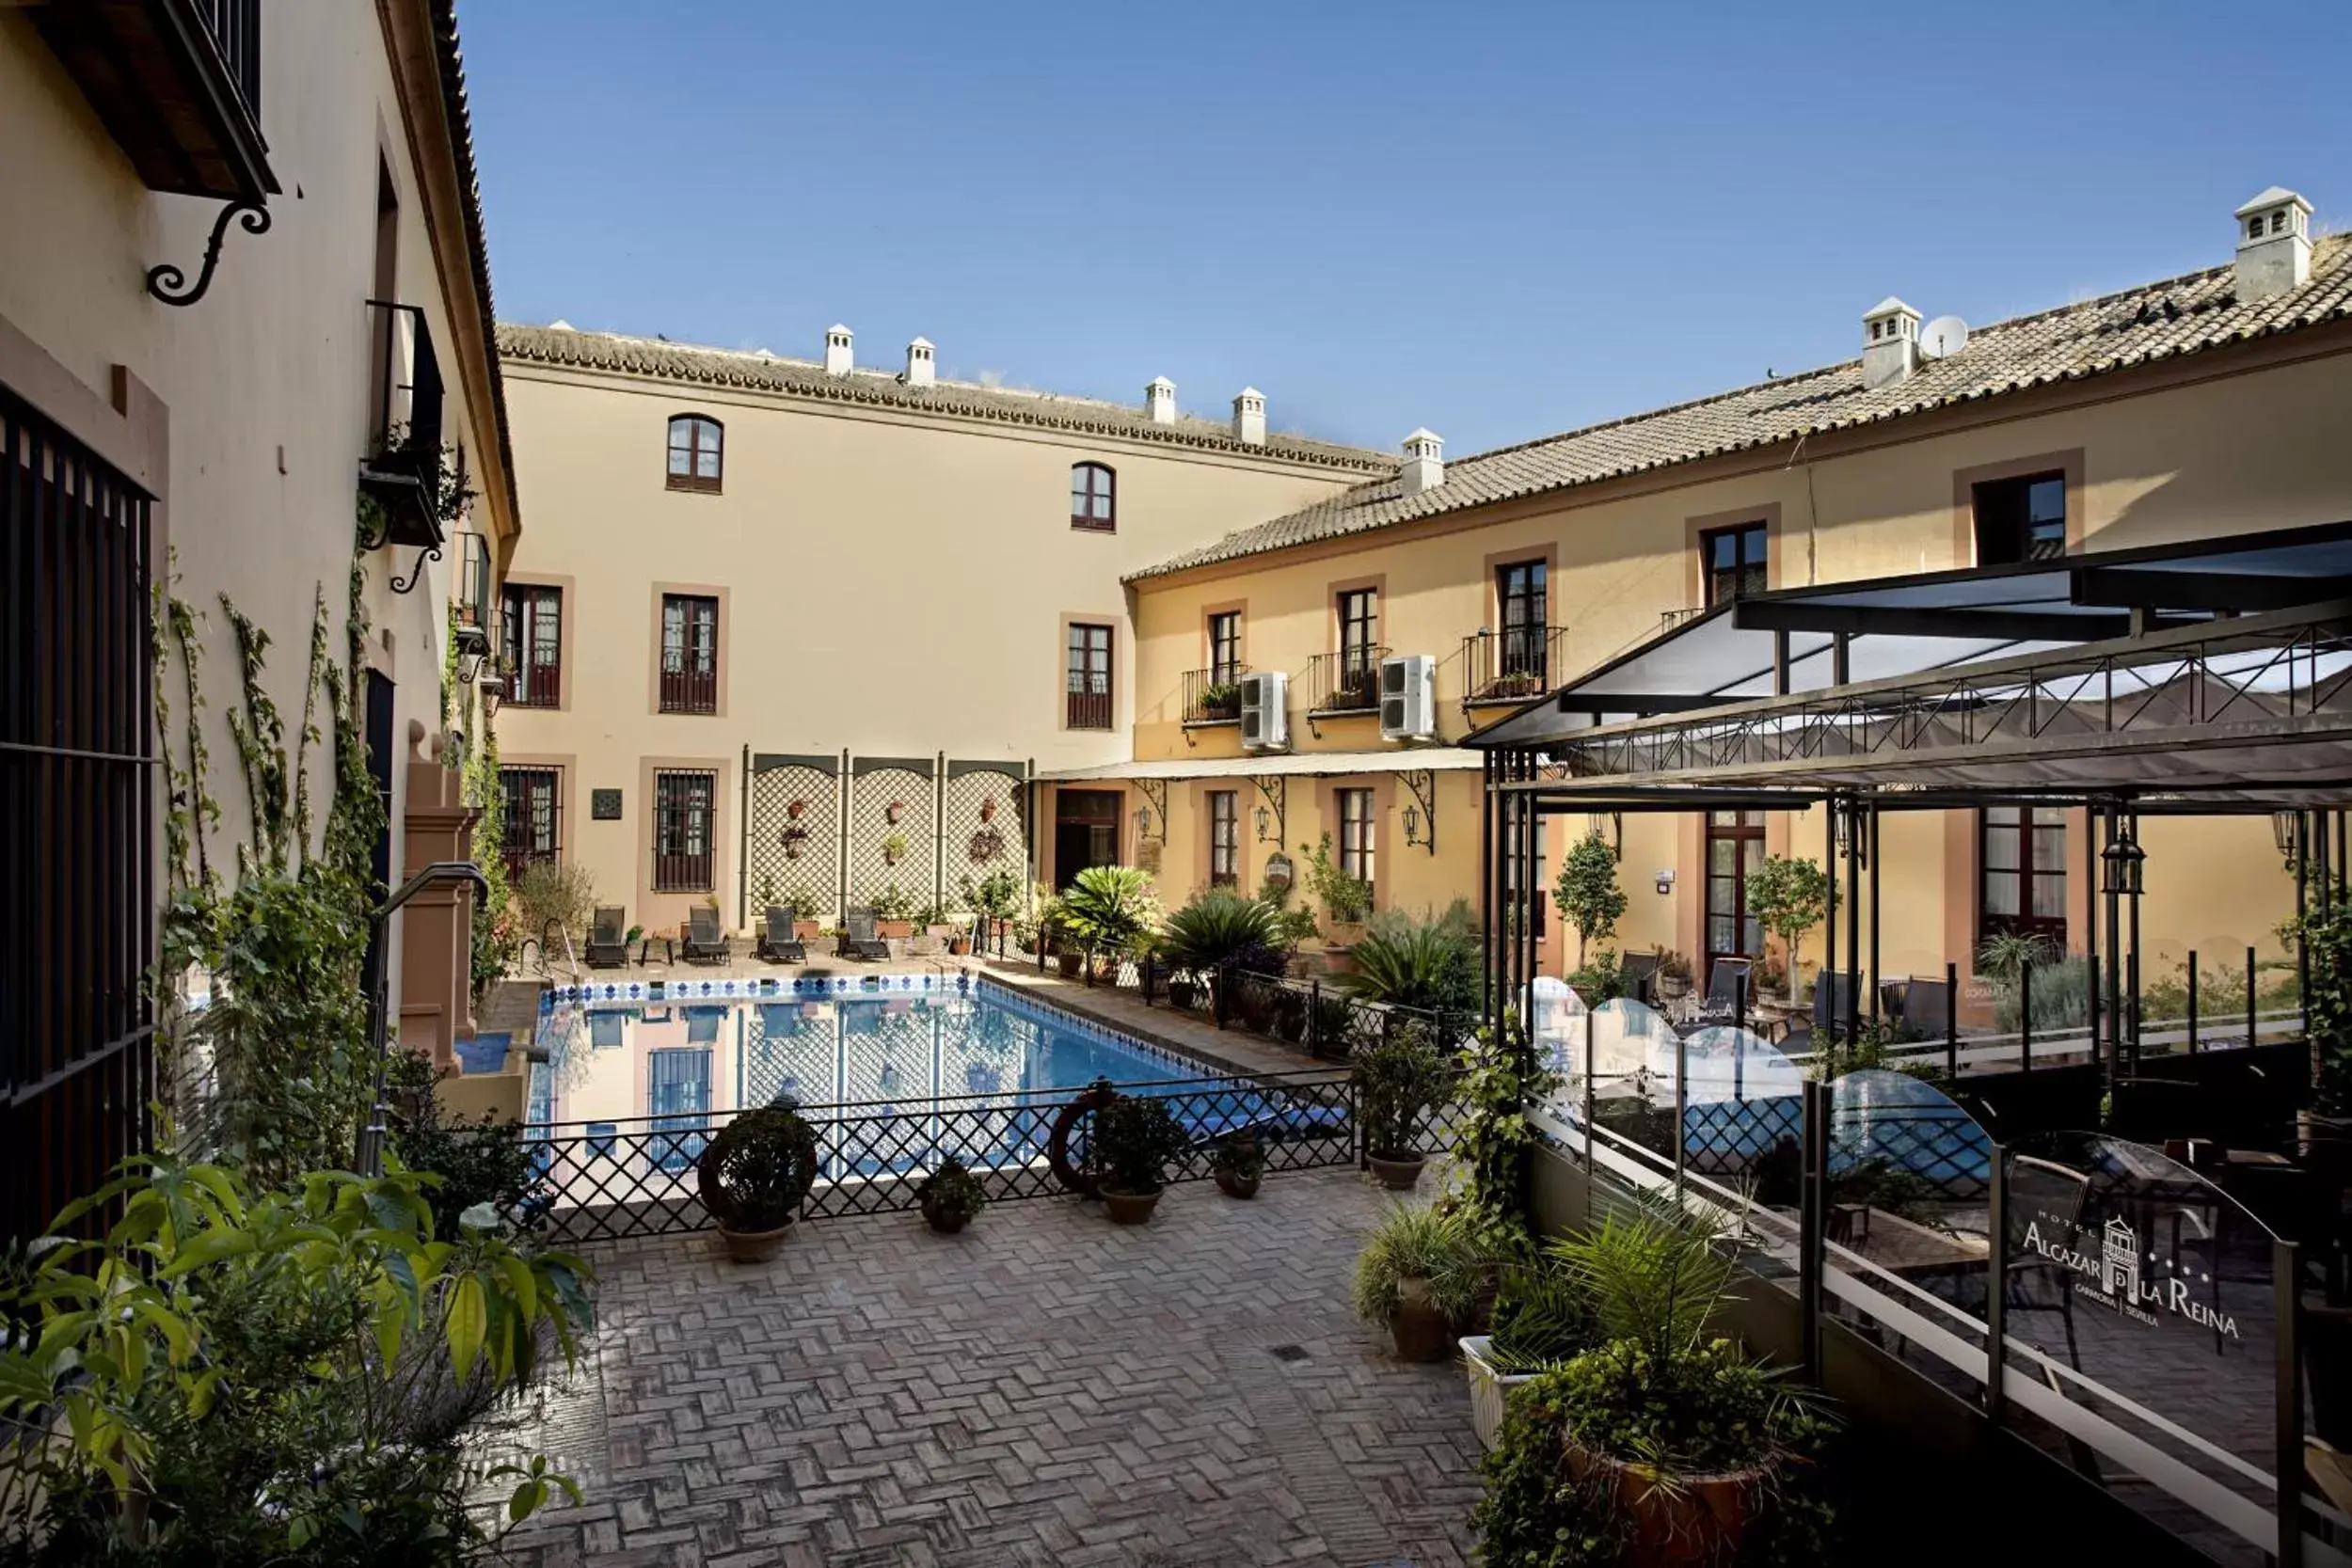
1551,830 -> 1628,968
1211,1129 -> 1264,1180
1157,887 -> 1284,975
1343,901 -> 1481,1014
915,1157 -> 989,1224
1197,680 -> 1242,716
1349,1201 -> 1485,1324
0,1155 -> 591,1562
1447,1018 -> 1556,1260
1745,854 -> 1828,996
1656,947 -> 1692,985
384,1047 -> 547,1243
1299,832 -> 1373,928
696,1101 -> 819,1232
1485,1259 -> 1599,1374
869,883 -> 916,923
1565,945 -> 1625,1003
1357,1020 -> 1450,1160
1549,1191 -> 1739,1366
2289,893 -> 2352,1116
879,830 -> 910,865
961,867 -> 1024,922
1092,1092 -> 1186,1196
1057,864 -> 1162,958
515,858 -> 597,951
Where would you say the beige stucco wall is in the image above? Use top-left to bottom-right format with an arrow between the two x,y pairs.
1123,335 -> 2352,991
495,361 -> 1373,934
0,8 -> 513,1022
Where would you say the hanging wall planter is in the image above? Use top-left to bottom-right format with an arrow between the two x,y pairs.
969,826 -> 1006,863
979,797 -> 998,823
787,798 -> 807,820
882,831 -> 908,866
781,825 -> 809,861
885,800 -> 905,825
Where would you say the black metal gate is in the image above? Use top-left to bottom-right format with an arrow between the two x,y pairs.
2,383 -> 157,1246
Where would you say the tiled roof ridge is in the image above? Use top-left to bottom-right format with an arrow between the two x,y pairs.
494,322 -> 1394,470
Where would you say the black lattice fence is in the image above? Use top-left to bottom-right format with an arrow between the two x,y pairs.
849,757 -> 935,911
944,762 -> 1023,897
524,1067 -> 1360,1243
1110,957 -> 1467,1065
1591,1091 -> 1988,1203
746,753 -> 840,926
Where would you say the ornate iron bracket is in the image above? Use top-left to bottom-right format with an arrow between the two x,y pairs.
1135,778 -> 1168,843
146,200 -> 271,308
1399,768 -> 1437,855
387,542 -> 442,595
1251,775 -> 1287,846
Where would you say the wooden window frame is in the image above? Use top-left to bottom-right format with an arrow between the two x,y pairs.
1704,809 -> 1766,974
1208,790 -> 1239,887
658,593 -> 720,715
1337,586 -> 1379,663
1066,620 -> 1114,730
1699,520 -> 1770,608
501,581 -> 563,708
1207,610 -> 1242,686
1979,805 -> 2069,947
1338,787 -> 1376,885
665,414 -> 723,494
1071,462 -> 1116,531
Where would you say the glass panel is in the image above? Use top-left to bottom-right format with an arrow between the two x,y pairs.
697,449 -> 720,479
668,443 -> 691,473
1709,839 -> 1736,874
2030,873 -> 2067,919
1984,876 -> 2020,918
1984,825 -> 2020,872
1708,915 -> 1736,956
2032,824 -> 2067,868
1741,838 -> 1764,872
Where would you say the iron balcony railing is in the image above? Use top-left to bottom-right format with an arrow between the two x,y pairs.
1661,606 -> 1707,633
1182,666 -> 1248,725
198,0 -> 262,119
1066,687 -> 1112,731
659,663 -> 719,716
452,532 -> 492,654
358,301 -> 447,550
1307,647 -> 1386,714
1462,626 -> 1564,705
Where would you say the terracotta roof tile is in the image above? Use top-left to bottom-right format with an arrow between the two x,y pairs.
1131,235 -> 2352,581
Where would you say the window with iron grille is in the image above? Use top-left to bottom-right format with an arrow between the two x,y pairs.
2,384 -> 156,1247
500,767 -> 560,878
666,415 -> 723,494
1496,560 -> 1548,677
501,583 -> 562,707
1066,622 -> 1112,729
1071,462 -> 1115,531
1209,790 -> 1238,887
653,769 -> 716,892
1701,522 -> 1768,606
1338,788 -> 1375,885
1338,588 -> 1378,677
1973,472 -> 2066,565
1207,611 -> 1241,685
1981,805 -> 2068,946
660,594 -> 719,714
647,1047 -> 711,1172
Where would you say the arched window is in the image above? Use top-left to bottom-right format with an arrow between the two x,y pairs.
667,415 -> 723,494
1070,462 -> 1115,531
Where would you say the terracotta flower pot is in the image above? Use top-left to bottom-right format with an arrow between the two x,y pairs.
794,920 -> 822,942
1102,1187 -> 1162,1225
1213,1166 -> 1260,1199
920,1198 -> 969,1235
1057,950 -> 1085,978
717,1224 -> 790,1264
1389,1275 -> 1454,1362
878,920 -> 913,940
1367,1151 -> 1426,1192
1562,1441 -> 1763,1568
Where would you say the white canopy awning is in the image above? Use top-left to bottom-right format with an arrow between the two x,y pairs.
1039,747 -> 1482,783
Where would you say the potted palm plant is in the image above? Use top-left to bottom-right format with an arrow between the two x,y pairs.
1211,1130 -> 1264,1198
1357,1022 -> 1450,1190
695,1100 -> 819,1263
915,1157 -> 987,1234
1351,1202 -> 1484,1362
1458,1259 -> 1596,1450
1058,864 -> 1160,981
1092,1092 -> 1185,1224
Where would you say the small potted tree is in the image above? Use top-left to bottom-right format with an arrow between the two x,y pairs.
1653,949 -> 1693,1001
1092,1092 -> 1186,1224
1744,854 -> 1828,1006
871,884 -> 915,940
1211,1130 -> 1264,1198
915,1157 -> 988,1234
1358,1022 -> 1450,1190
695,1100 -> 818,1264
1300,833 -> 1373,950
1552,829 -> 1629,974
1351,1202 -> 1484,1362
785,887 -> 824,942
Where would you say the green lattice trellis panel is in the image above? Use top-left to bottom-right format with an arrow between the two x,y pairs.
945,761 -> 1026,908
748,754 -> 840,925
849,757 -> 936,911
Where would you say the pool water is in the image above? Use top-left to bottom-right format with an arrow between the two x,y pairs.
528,980 -> 1202,1130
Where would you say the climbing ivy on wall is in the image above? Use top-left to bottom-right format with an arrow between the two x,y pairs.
151,507 -> 389,1187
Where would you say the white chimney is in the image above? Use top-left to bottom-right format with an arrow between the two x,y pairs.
1232,387 -> 1265,445
2235,186 -> 2312,303
1144,376 -> 1176,424
823,324 -> 853,376
905,336 -> 935,387
1860,297 -> 1920,389
1399,428 -> 1444,495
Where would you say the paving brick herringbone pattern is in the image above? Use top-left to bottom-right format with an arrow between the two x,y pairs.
492,1166 -> 1484,1567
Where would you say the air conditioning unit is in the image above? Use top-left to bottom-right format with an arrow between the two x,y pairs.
1379,654 -> 1437,740
1239,670 -> 1289,752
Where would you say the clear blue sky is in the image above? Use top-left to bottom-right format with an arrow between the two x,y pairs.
463,0 -> 2350,456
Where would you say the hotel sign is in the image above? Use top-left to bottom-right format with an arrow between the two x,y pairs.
2017,1207 -> 2241,1340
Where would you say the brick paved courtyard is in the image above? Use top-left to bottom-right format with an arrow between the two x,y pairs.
485,1165 -> 1485,1567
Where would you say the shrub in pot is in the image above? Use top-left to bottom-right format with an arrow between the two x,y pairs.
1093,1092 -> 1187,1224
696,1100 -> 818,1262
1211,1130 -> 1264,1198
1350,1201 -> 1484,1361
1167,972 -> 1200,1011
1458,1259 -> 1599,1450
915,1157 -> 987,1234
1356,1021 -> 1450,1190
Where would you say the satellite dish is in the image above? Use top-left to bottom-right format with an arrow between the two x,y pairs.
1918,315 -> 1970,360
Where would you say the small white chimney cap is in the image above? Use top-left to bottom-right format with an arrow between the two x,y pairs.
1863,296 -> 1918,321
1145,376 -> 1177,424
2234,186 -> 2312,219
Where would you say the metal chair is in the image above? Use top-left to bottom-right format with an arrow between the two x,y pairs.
585,906 -> 631,969
838,906 -> 891,961
756,904 -> 806,964
678,904 -> 729,965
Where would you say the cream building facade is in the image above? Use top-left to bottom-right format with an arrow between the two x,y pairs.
490,325 -> 1386,935
1087,189 -> 2352,1004
2,0 -> 517,1230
